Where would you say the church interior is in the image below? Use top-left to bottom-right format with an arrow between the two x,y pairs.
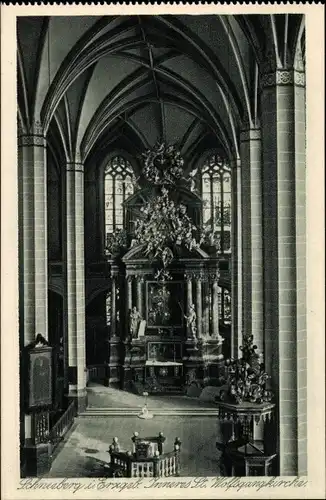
17,14 -> 307,478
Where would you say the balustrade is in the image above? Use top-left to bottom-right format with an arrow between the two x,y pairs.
49,400 -> 77,451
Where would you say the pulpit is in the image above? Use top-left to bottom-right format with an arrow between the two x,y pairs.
215,401 -> 277,476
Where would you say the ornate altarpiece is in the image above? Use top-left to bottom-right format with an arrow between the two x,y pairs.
105,187 -> 225,394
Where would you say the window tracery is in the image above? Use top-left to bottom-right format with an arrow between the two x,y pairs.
199,153 -> 231,253
104,155 -> 135,235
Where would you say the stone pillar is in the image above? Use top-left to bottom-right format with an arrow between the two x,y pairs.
211,272 -> 220,339
126,275 -> 133,336
203,277 -> 210,337
136,275 -> 144,317
231,158 -> 242,358
106,271 -> 121,387
261,64 -> 306,475
110,275 -> 117,338
18,123 -> 49,476
66,161 -> 87,411
185,272 -> 193,307
127,276 -> 133,310
184,272 -> 194,338
18,125 -> 48,344
195,274 -> 203,338
240,128 -> 264,354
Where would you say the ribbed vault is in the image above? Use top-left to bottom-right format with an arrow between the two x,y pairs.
17,14 -> 305,168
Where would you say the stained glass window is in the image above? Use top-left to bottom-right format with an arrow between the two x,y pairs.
199,154 -> 231,253
104,156 -> 134,235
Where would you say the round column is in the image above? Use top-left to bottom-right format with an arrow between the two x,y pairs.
18,124 -> 48,343
66,160 -> 87,411
261,61 -> 306,475
184,272 -> 193,338
127,276 -> 133,311
195,273 -> 203,338
211,272 -> 220,339
110,275 -> 117,338
203,277 -> 210,337
18,122 -> 49,465
240,127 -> 263,354
136,275 -> 144,317
126,275 -> 133,337
231,158 -> 242,357
185,272 -> 193,307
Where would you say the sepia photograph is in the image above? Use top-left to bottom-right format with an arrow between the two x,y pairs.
1,4 -> 325,499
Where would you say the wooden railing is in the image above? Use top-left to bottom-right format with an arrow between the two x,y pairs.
110,450 -> 181,478
33,411 -> 50,444
49,400 -> 76,451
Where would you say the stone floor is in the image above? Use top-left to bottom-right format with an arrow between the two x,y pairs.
46,385 -> 225,478
48,409 -> 223,477
86,382 -> 222,410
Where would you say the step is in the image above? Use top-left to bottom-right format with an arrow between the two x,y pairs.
78,407 -> 220,417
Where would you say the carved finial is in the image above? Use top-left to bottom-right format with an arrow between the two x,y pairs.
34,333 -> 49,347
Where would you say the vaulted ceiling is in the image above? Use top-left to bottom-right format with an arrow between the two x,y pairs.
17,14 -> 305,170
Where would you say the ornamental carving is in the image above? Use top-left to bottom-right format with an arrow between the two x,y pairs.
209,271 -> 220,283
18,135 -> 46,148
18,120 -> 46,147
261,70 -> 305,88
193,271 -> 204,282
184,272 -> 193,282
294,71 -> 305,87
276,70 -> 294,85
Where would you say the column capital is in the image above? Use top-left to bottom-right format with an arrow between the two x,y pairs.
193,271 -> 204,282
201,272 -> 209,283
240,127 -> 261,143
260,68 -> 305,89
18,120 -> 47,147
126,274 -> 134,283
66,162 -> 84,173
184,271 -> 194,282
209,270 -> 220,284
135,274 -> 145,283
18,133 -> 47,150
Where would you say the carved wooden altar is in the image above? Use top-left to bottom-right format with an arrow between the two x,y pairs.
105,245 -> 224,393
104,186 -> 225,394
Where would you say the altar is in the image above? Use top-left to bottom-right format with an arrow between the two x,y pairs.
103,163 -> 225,394
104,241 -> 225,394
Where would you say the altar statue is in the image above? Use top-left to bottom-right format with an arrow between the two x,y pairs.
130,306 -> 142,338
185,303 -> 197,338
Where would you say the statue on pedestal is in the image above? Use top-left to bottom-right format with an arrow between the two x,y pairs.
185,303 -> 197,339
130,306 -> 142,339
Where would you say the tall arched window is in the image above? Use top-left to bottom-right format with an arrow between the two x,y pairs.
199,153 -> 231,253
104,155 -> 135,234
